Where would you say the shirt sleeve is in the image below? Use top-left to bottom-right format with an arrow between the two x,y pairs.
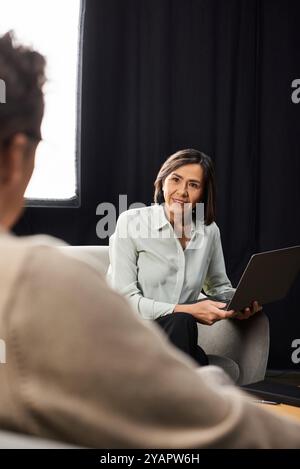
203,225 -> 236,297
107,211 -> 176,320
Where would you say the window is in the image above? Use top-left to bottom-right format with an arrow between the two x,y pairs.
0,0 -> 82,204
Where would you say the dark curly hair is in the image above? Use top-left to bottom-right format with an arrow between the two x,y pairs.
154,149 -> 216,225
0,31 -> 46,148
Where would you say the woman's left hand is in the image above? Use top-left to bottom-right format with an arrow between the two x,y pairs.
234,301 -> 263,320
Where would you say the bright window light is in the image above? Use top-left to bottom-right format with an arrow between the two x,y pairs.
0,0 -> 81,200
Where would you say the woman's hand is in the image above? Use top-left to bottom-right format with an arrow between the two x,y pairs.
175,300 -> 236,326
234,301 -> 263,320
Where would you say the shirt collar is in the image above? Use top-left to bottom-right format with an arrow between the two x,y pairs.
151,204 -> 204,233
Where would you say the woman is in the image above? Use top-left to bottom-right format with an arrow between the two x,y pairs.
108,149 -> 261,366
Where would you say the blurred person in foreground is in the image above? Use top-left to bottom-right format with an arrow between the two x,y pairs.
0,31 -> 300,449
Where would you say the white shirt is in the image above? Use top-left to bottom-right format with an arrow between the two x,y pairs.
107,204 -> 235,320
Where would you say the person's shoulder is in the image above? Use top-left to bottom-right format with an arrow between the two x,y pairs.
0,233 -> 89,311
18,240 -> 112,316
0,232 -> 66,272
28,240 -> 104,278
1,233 -> 105,292
21,233 -> 67,250
0,231 -> 65,248
21,239 -> 139,336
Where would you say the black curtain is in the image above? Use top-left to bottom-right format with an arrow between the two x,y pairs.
14,0 -> 300,369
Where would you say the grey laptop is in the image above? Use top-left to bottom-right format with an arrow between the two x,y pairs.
222,245 -> 300,311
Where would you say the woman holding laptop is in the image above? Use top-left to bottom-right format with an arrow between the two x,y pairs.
108,149 -> 261,366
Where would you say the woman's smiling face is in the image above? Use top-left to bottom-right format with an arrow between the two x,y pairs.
162,163 -> 204,225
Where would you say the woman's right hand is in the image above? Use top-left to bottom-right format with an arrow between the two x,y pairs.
174,300 -> 236,325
